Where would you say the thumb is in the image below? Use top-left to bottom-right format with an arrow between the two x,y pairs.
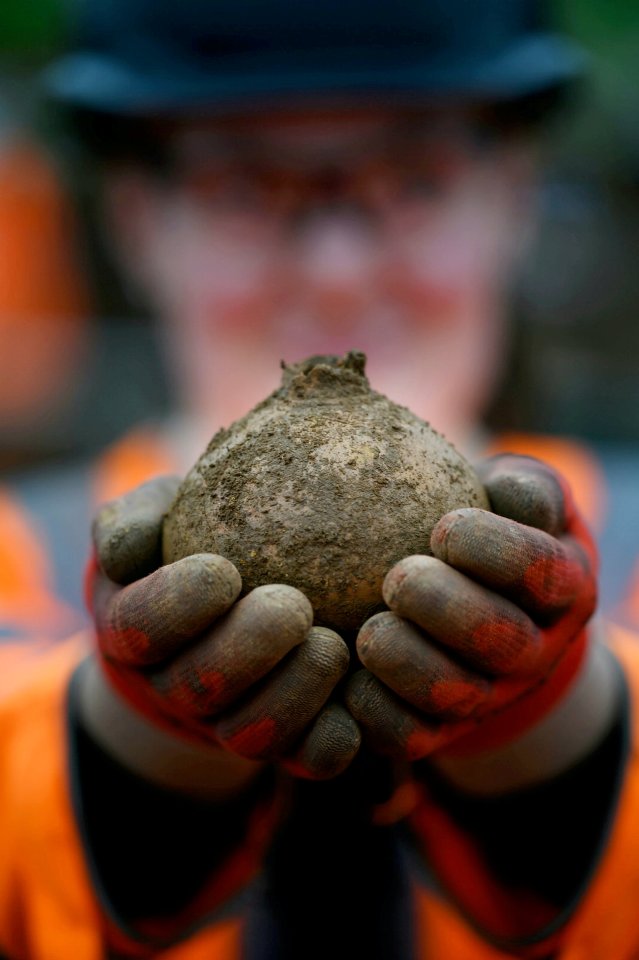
93,475 -> 181,584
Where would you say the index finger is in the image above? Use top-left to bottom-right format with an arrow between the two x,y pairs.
95,553 -> 242,666
430,508 -> 596,622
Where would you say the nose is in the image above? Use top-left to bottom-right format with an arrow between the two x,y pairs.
291,209 -> 379,327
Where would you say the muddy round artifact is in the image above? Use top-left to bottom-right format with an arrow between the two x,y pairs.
162,352 -> 488,636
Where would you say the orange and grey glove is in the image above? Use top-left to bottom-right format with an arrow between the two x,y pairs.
345,454 -> 598,760
86,476 -> 360,780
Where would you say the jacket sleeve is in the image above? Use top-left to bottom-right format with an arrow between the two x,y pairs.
67,661 -> 285,955
405,625 -> 639,960
0,638 -> 283,960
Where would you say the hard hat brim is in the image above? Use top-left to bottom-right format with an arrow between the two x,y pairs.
43,33 -> 586,116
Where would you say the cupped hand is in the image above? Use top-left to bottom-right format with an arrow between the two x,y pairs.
87,476 -> 360,779
345,454 -> 598,761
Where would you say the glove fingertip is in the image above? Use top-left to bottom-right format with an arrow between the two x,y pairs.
283,704 -> 361,780
93,475 -> 182,584
478,458 -> 566,536
94,516 -> 163,585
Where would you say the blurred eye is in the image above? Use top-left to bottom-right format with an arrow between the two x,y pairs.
183,170 -> 266,212
392,139 -> 475,201
397,173 -> 448,200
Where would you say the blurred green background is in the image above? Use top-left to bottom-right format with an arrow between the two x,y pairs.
498,0 -> 639,443
0,0 -> 638,469
0,1 -> 65,62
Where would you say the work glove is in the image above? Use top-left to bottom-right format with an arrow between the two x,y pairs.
86,475 -> 360,780
345,454 -> 598,761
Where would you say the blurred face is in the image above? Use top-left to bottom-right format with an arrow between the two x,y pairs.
108,108 -> 536,450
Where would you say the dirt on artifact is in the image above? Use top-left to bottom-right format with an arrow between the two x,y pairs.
162,351 -> 489,637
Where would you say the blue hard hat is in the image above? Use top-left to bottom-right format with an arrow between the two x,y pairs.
44,0 -> 586,116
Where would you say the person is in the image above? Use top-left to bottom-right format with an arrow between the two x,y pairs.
1,1 -> 638,958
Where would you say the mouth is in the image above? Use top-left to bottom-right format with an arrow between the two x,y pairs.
273,309 -> 412,365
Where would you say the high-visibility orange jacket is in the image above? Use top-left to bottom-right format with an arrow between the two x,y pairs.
0,624 -> 637,960
0,425 -> 638,959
